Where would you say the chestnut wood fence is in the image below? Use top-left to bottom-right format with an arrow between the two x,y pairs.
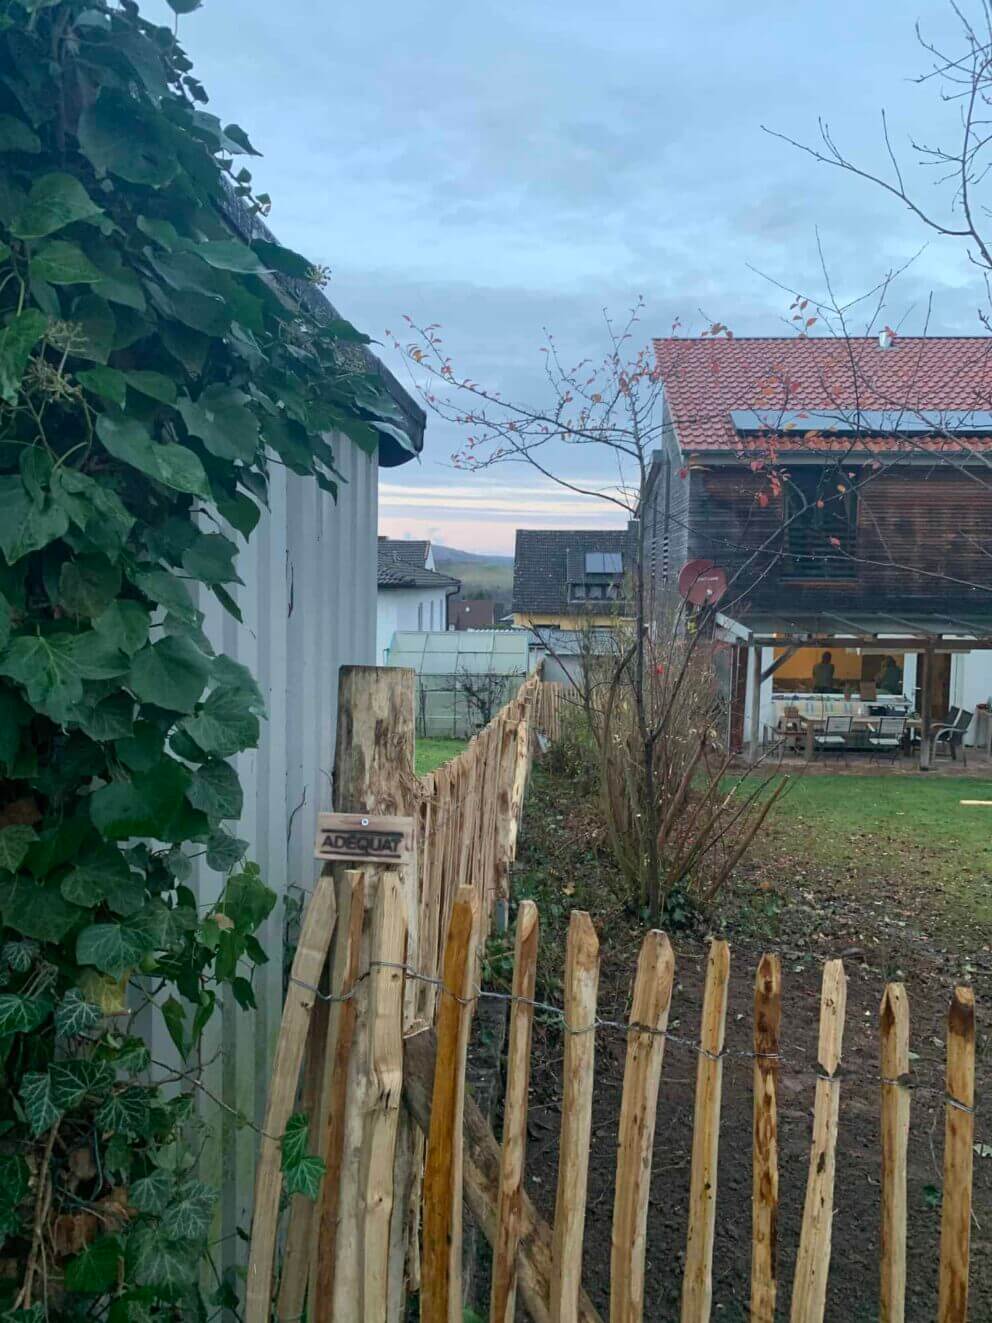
245,664 -> 977,1323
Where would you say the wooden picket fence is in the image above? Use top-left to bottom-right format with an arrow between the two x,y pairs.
413,910 -> 978,1323
244,664 -> 977,1322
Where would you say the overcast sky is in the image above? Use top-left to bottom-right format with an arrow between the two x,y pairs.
146,0 -> 983,553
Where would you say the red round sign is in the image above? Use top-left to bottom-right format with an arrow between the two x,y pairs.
677,559 -> 727,607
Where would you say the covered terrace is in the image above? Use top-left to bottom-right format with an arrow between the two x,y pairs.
716,609 -> 992,769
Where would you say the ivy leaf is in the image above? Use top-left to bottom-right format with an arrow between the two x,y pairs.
223,123 -> 261,156
0,114 -> 40,153
193,239 -> 271,275
93,601 -> 150,656
78,90 -> 177,188
126,1224 -> 198,1295
76,922 -> 154,979
0,824 -> 36,872
130,570 -> 198,624
217,864 -> 275,932
10,172 -> 102,239
129,637 -> 211,714
49,1059 -> 114,1111
161,1179 -> 216,1239
0,477 -> 68,562
76,365 -> 127,407
62,844 -> 144,916
54,988 -> 101,1038
70,293 -> 116,363
178,386 -> 260,463
186,759 -> 242,821
1,939 -> 38,972
124,370 -> 176,405
182,687 -> 259,756
205,830 -> 248,873
160,994 -> 187,1056
281,1113 -> 324,1199
250,238 -> 312,280
20,1071 -> 59,1135
0,632 -> 128,723
0,309 -> 48,403
0,992 -> 53,1034
181,532 -> 239,585
52,468 -> 134,552
95,1087 -> 150,1139
0,877 -> 85,942
59,555 -> 122,618
130,1168 -> 173,1214
64,1235 -> 121,1293
31,239 -> 101,285
88,759 -> 193,840
78,691 -> 134,742
95,412 -> 211,500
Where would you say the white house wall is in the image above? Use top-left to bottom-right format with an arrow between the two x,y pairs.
143,435 -> 378,1279
377,586 -> 449,662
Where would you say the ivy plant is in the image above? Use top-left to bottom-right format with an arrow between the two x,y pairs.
0,0 -> 400,1315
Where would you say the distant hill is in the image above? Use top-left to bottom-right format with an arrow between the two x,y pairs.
432,544 -> 513,566
433,544 -> 513,599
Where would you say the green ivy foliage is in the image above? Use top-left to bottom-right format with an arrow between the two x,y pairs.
0,0 -> 396,1314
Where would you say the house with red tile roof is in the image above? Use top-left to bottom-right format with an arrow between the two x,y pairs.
646,334 -> 992,761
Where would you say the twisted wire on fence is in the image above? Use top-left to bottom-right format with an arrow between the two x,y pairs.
289,962 -> 981,1120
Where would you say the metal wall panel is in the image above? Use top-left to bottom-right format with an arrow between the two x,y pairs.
150,436 -> 378,1283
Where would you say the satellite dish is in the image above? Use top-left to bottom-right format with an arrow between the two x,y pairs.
678,558 -> 728,608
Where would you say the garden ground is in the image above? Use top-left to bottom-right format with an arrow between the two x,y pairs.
471,758 -> 992,1321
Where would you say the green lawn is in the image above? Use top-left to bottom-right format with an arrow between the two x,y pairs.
760,772 -> 992,932
415,737 -> 467,775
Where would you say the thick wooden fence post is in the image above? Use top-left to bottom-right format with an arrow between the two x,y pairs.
790,959 -> 847,1323
551,911 -> 600,1323
681,940 -> 730,1323
361,871 -> 407,1318
244,874 -> 338,1323
938,986 -> 976,1323
750,954 -> 780,1323
610,930 -> 675,1323
491,900 -> 540,1323
312,665 -> 417,1323
879,983 -> 910,1323
422,885 -> 478,1323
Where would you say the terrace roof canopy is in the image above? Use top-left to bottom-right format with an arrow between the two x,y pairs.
715,609 -> 992,652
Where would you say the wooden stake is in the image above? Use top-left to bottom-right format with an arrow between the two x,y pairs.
490,899 -> 541,1323
789,959 -> 847,1323
312,871 -> 365,1321
680,939 -> 730,1323
551,911 -> 600,1323
610,930 -> 676,1323
938,986 -> 976,1323
244,872 -> 337,1323
404,1028 -> 603,1323
422,885 -> 478,1323
750,954 -> 781,1323
275,963 -> 331,1322
360,871 -> 407,1319
879,983 -> 910,1323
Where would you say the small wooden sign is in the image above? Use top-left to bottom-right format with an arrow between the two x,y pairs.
314,812 -> 415,865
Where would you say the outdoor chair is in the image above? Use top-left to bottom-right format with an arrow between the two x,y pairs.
933,708 -> 973,765
813,714 -> 852,759
868,715 -> 905,763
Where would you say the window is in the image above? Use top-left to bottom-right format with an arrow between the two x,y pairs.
782,466 -> 858,580
417,602 -> 423,629
429,600 -> 435,630
585,551 -> 623,574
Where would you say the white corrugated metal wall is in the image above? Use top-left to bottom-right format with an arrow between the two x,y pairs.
144,434 -> 378,1283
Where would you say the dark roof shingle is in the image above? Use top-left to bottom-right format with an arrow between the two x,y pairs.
512,529 -> 634,615
377,543 -> 459,590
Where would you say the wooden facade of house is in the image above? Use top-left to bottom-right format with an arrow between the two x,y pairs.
647,335 -> 992,758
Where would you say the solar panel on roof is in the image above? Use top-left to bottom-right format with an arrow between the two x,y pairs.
730,408 -> 992,435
